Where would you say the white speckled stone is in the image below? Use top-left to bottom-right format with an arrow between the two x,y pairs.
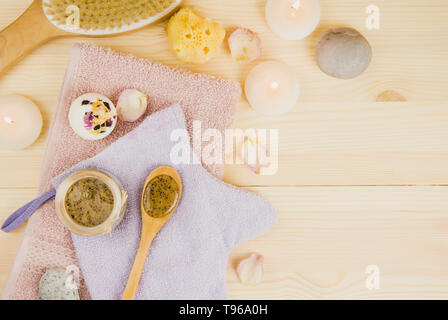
39,269 -> 80,300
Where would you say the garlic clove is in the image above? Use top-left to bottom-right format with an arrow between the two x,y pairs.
116,89 -> 148,122
228,28 -> 262,62
237,253 -> 264,286
240,135 -> 270,175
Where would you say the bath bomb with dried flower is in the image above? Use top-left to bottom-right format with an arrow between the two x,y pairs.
117,89 -> 148,122
228,28 -> 262,62
68,93 -> 117,140
167,8 -> 225,64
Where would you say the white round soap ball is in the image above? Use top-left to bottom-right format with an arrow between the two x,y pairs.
68,93 -> 117,141
116,89 -> 148,122
316,28 -> 372,79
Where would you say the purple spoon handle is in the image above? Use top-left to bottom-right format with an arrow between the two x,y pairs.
1,188 -> 56,232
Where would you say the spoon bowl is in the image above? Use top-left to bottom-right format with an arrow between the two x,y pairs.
122,166 -> 182,300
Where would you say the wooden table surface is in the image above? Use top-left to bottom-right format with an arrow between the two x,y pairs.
1,0 -> 448,299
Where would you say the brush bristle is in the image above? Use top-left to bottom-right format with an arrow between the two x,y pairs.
44,0 -> 175,31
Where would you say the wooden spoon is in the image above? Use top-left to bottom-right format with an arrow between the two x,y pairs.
121,166 -> 182,300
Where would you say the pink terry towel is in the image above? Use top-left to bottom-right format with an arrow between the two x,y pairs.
1,43 -> 241,300
52,105 -> 277,300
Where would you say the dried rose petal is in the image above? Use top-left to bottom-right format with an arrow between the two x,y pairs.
237,253 -> 264,286
228,28 -> 262,62
83,112 -> 93,128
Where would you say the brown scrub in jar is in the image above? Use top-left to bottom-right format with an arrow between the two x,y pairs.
64,177 -> 114,227
142,175 -> 179,218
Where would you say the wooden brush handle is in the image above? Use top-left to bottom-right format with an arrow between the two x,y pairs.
0,0 -> 67,77
122,221 -> 162,300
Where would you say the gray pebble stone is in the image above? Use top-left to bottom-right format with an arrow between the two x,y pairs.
316,28 -> 372,79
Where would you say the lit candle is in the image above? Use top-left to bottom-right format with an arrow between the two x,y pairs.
0,95 -> 43,150
265,0 -> 320,40
244,61 -> 300,116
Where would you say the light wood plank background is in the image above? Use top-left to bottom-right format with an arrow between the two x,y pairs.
1,0 -> 448,299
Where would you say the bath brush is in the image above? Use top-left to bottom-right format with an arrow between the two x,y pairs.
0,0 -> 182,77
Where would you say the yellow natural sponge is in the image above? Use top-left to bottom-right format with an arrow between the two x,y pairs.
167,8 -> 225,64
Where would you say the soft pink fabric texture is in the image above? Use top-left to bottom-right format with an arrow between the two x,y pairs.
52,105 -> 277,300
1,43 -> 241,300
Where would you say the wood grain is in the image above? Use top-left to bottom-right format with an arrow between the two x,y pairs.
1,0 -> 448,299
225,102 -> 448,186
2,187 -> 448,298
228,186 -> 448,299
2,102 -> 448,188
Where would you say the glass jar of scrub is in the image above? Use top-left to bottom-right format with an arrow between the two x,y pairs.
55,169 -> 127,236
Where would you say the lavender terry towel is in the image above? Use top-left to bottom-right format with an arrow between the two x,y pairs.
52,105 -> 277,300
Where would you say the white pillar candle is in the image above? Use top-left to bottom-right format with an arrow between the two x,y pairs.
0,95 -> 43,150
265,0 -> 320,40
244,61 -> 300,116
